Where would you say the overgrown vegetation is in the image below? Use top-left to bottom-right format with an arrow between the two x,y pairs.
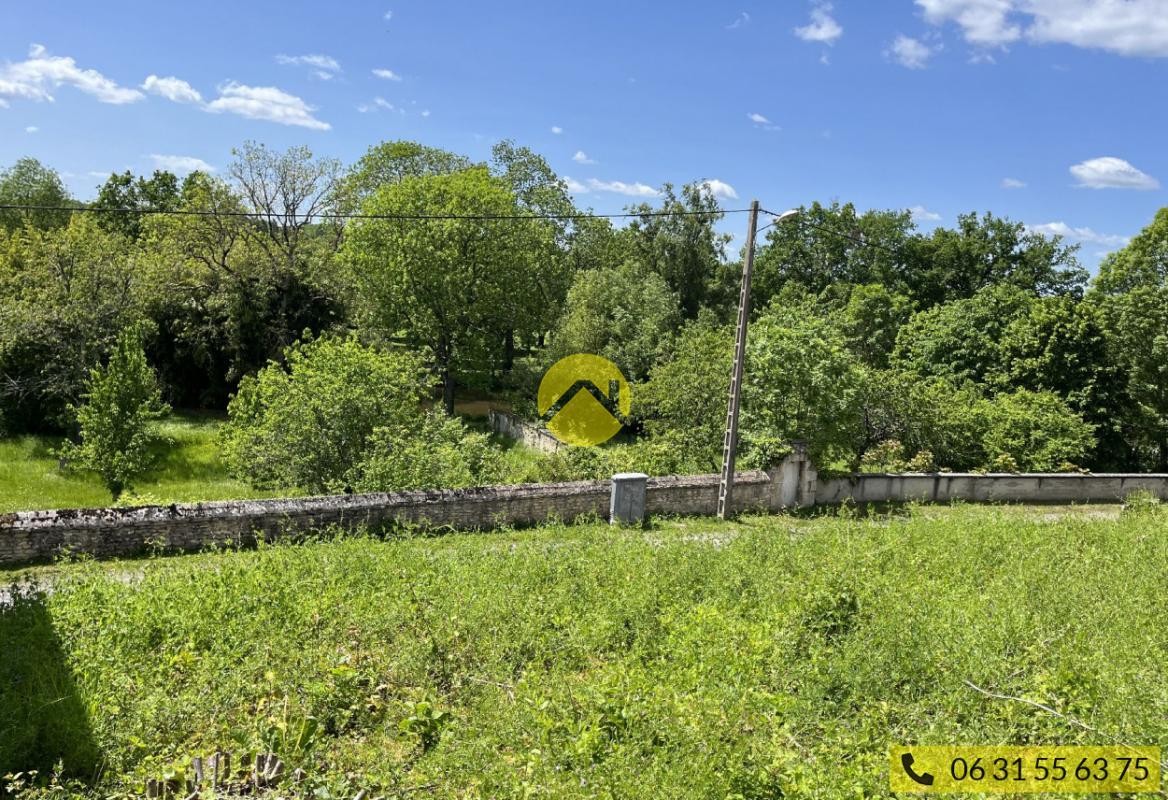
4,504 -> 1168,798
3,142 -> 1168,506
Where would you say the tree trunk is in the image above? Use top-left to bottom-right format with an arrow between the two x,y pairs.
443,369 -> 455,416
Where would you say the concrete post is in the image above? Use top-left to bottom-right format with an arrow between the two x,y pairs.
610,472 -> 648,525
769,442 -> 818,509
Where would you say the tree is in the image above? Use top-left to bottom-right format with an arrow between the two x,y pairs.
1094,207 -> 1168,293
0,157 -> 72,233
892,284 -> 1033,386
976,389 -> 1095,472
751,202 -> 913,306
60,325 -> 169,500
0,214 -> 140,431
341,166 -> 556,413
626,182 -> 730,319
92,169 -> 181,239
905,212 -> 1087,306
335,140 -> 472,215
638,318 -> 734,472
826,282 -> 914,369
742,300 -> 864,469
550,260 -> 680,381
221,335 -> 489,492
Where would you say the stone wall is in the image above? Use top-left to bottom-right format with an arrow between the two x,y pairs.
488,409 -> 565,454
816,472 -> 1168,505
5,452 -> 1168,568
0,470 -> 780,567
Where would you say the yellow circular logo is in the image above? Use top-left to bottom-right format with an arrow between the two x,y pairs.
537,354 -> 632,447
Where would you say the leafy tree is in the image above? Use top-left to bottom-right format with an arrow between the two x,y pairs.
59,325 -> 169,500
742,300 -> 864,469
826,282 -> 914,369
0,157 -> 72,233
0,215 -> 140,431
751,202 -> 914,305
976,389 -> 1095,472
1096,285 -> 1168,470
221,335 -> 449,492
639,318 -> 733,471
341,166 -> 556,413
626,182 -> 730,319
1094,207 -> 1168,293
550,260 -> 680,380
92,169 -> 181,239
905,212 -> 1087,306
892,285 -> 1032,386
336,140 -> 472,214
344,412 -> 496,492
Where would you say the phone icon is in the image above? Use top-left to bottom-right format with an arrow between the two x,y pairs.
901,753 -> 935,786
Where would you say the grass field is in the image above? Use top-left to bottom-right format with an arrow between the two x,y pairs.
4,502 -> 1167,798
0,412 -> 288,513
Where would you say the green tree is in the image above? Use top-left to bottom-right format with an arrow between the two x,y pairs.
60,326 -> 169,500
826,282 -> 914,369
1094,207 -> 1168,293
550,260 -> 680,380
341,167 -> 556,413
336,140 -> 472,214
0,157 -> 72,233
976,389 -> 1095,472
92,169 -> 181,239
0,214 -> 140,431
742,300 -> 864,469
638,318 -> 733,472
751,202 -> 913,305
626,182 -> 730,319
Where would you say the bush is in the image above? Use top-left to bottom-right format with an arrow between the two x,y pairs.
221,335 -> 491,493
58,325 -> 169,500
975,389 -> 1095,472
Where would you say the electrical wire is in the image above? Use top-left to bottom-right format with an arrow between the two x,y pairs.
0,203 -> 748,222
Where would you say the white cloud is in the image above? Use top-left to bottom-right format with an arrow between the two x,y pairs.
795,3 -> 843,44
0,43 -> 143,105
276,54 -> 340,72
572,150 -> 596,164
727,11 -> 751,29
372,68 -> 402,81
141,75 -> 204,105
276,54 -> 341,80
910,205 -> 942,222
888,35 -> 936,68
1028,221 -> 1129,247
25,125 -> 37,133
701,179 -> 739,200
748,112 -> 770,124
205,82 -> 330,130
586,178 -> 661,198
1070,156 -> 1159,190
421,109 -> 431,117
149,154 -> 215,174
917,0 -> 1020,46
918,0 -> 1168,57
1001,177 -> 1027,188
551,125 -> 563,134
563,177 -> 588,194
384,10 -> 393,20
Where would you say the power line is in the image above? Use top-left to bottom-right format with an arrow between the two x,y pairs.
0,203 -> 750,222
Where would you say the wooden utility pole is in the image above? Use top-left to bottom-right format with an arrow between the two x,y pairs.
717,199 -> 760,520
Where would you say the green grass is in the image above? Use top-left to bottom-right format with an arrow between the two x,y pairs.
0,412 -> 283,513
4,503 -> 1168,798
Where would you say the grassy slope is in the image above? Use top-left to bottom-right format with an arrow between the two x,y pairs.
3,504 -> 1167,798
0,412 -> 282,513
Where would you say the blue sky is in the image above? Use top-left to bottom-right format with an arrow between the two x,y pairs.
1,1 -> 1165,267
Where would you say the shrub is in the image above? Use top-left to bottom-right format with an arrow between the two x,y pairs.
975,389 -> 1095,472
58,325 -> 169,500
221,335 -> 492,493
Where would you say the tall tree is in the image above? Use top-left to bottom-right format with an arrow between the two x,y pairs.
626,182 -> 729,319
92,169 -> 181,239
0,158 -> 72,233
336,140 -> 472,215
341,167 -> 556,413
